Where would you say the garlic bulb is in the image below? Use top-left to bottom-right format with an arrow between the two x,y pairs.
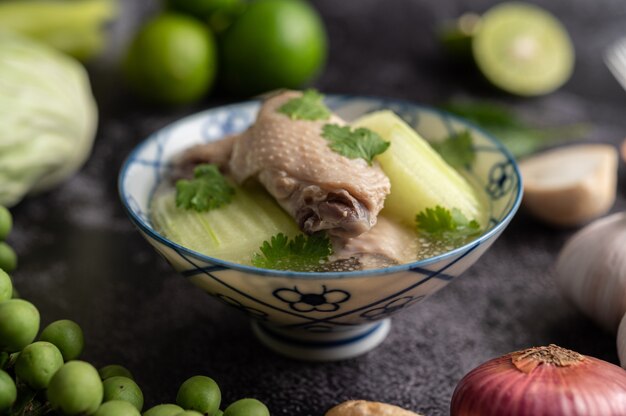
325,400 -> 422,416
555,212 -> 626,332
618,312 -> 626,369
519,144 -> 617,226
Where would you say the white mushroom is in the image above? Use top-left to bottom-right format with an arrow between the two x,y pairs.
325,400 -> 422,416
519,144 -> 618,226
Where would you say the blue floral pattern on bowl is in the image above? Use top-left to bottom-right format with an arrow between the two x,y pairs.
118,95 -> 522,360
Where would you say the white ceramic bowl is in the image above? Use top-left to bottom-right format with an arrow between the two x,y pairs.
119,96 -> 522,361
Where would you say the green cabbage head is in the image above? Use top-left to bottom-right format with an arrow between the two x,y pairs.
0,32 -> 98,206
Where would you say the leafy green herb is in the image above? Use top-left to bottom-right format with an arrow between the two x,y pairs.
442,101 -> 589,159
277,89 -> 331,121
416,206 -> 481,246
321,124 -> 390,165
175,164 -> 234,212
432,130 -> 475,169
252,233 -> 333,271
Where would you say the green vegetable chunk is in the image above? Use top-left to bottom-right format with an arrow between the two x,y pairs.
321,124 -> 390,165
103,376 -> 144,411
0,206 -> 12,240
15,341 -> 64,390
277,89 -> 330,121
40,319 -> 85,361
0,299 -> 40,352
176,375 -> 221,415
431,130 -> 475,169
143,403 -> 185,416
416,206 -> 482,246
176,164 -> 235,212
0,32 -> 98,207
99,364 -> 133,380
252,233 -> 332,271
0,243 -> 17,273
353,111 -> 484,226
0,0 -> 118,61
0,369 -> 17,411
94,400 -> 141,416
152,183 -> 300,265
48,361 -> 104,415
224,398 -> 270,416
0,269 -> 12,302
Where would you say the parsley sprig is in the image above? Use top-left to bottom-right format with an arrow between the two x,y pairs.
321,124 -> 390,165
175,164 -> 234,212
416,206 -> 482,246
252,233 -> 333,271
277,89 -> 331,121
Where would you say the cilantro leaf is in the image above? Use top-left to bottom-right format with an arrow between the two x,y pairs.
252,233 -> 333,271
416,206 -> 482,246
432,130 -> 475,169
277,89 -> 331,121
321,124 -> 390,165
175,164 -> 234,212
442,101 -> 589,159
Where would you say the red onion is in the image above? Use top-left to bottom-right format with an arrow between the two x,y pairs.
451,344 -> 626,415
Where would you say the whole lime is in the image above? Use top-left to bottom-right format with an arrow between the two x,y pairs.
94,400 -> 141,416
102,376 -> 144,411
123,13 -> 217,105
219,0 -> 327,95
0,370 -> 17,411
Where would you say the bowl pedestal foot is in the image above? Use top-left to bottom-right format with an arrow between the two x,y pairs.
251,319 -> 391,361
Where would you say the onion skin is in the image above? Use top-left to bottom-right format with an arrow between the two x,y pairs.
451,345 -> 626,416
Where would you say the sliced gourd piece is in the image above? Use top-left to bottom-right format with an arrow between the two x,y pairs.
520,144 -> 617,226
151,182 -> 300,264
473,2 -> 574,96
353,110 -> 484,227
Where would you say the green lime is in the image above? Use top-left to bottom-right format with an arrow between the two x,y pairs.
143,403 -> 184,416
0,242 -> 17,273
40,319 -> 85,361
99,364 -> 133,380
0,206 -> 12,240
166,0 -> 245,32
0,369 -> 16,411
472,2 -> 574,96
174,412 -> 203,416
0,269 -> 12,302
15,341 -> 64,390
102,376 -> 143,411
219,0 -> 327,95
123,13 -> 217,105
47,361 -> 104,415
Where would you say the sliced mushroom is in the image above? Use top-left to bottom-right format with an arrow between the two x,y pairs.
519,144 -> 618,227
325,400 -> 422,416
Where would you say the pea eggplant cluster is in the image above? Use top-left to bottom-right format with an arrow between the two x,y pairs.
0,206 -> 269,416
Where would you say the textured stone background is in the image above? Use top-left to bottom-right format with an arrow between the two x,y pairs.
7,0 -> 626,415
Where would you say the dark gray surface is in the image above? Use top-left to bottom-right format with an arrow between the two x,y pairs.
7,1 -> 626,415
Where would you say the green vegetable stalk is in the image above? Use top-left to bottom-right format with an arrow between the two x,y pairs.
0,0 -> 118,61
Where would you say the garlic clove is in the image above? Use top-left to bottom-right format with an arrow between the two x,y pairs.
325,400 -> 422,416
618,313 -> 626,369
555,212 -> 626,332
519,144 -> 618,226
